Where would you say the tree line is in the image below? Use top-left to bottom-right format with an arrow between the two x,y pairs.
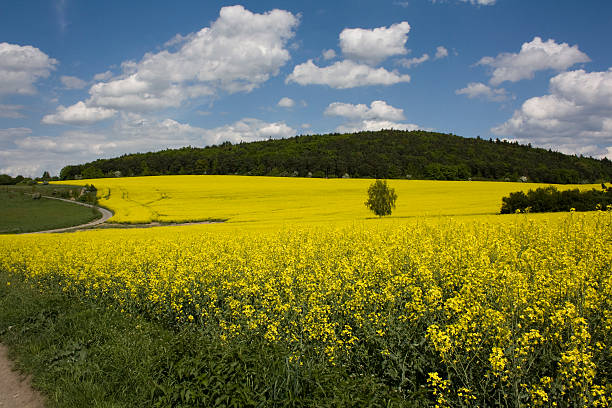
500,184 -> 612,213
57,130 -> 612,184
0,172 -> 58,185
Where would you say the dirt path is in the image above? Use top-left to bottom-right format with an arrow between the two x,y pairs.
19,196 -> 226,234
22,196 -> 113,234
0,345 -> 45,408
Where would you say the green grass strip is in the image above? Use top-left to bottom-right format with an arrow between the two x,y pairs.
0,191 -> 100,234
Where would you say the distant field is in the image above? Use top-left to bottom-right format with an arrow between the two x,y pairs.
56,175 -> 599,227
0,187 -> 100,234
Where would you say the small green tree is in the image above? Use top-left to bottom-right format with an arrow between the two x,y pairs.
365,179 -> 397,217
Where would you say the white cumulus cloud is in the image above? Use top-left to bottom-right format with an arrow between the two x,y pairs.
14,136 -> 113,154
72,6 -> 298,114
455,82 -> 508,102
322,49 -> 336,60
0,150 -> 51,177
60,75 -> 87,89
3,114 -> 213,176
0,127 -> 32,140
325,100 -> 422,132
202,118 -> 295,144
277,97 -> 295,108
325,100 -> 405,121
93,71 -> 113,81
398,53 -> 430,68
339,22 -> 410,65
286,60 -> 410,89
478,37 -> 590,85
42,101 -> 117,125
1,115 -> 298,176
336,120 -> 421,133
435,46 -> 449,59
0,104 -> 25,118
492,68 -> 612,158
0,42 -> 57,95
288,21 -> 412,88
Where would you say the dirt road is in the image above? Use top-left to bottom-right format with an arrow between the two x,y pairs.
22,196 -> 113,234
0,345 -> 44,408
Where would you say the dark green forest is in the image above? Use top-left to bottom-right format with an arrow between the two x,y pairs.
58,130 -> 612,184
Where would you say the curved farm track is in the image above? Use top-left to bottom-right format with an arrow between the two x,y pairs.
22,196 -> 113,234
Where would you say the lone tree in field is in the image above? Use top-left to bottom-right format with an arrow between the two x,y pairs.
365,179 -> 397,217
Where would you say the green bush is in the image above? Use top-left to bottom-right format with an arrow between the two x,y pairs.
501,185 -> 612,213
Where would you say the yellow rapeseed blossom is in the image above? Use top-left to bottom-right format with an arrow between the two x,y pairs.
0,205 -> 610,405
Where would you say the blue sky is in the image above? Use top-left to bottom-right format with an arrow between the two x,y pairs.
1,0 -> 611,176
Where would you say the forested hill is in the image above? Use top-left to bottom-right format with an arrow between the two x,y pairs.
60,130 -> 612,184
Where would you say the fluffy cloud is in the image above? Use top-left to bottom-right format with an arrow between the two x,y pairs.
2,114 -> 213,176
88,77 -> 190,111
0,104 -> 25,118
478,37 -> 590,85
339,22 -> 410,65
288,21 -> 412,88
0,127 -> 31,140
3,111 -> 299,176
336,120 -> 421,133
325,100 -> 405,121
435,46 -> 448,59
277,97 -> 295,108
41,5 -> 298,121
41,115 -> 295,155
322,49 -> 336,60
92,71 -> 113,81
455,82 -> 508,102
14,135 -> 117,154
111,114 -> 210,149
42,101 -> 116,125
202,118 -> 295,144
549,68 -> 612,107
0,42 -> 57,95
60,75 -> 87,89
325,100 -> 422,132
398,45 -> 447,68
398,53 -> 430,68
286,60 -> 410,89
85,6 -> 298,112
461,0 -> 496,5
0,149 -> 54,177
492,68 -> 612,158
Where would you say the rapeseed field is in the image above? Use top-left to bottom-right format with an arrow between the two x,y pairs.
55,175 -> 599,226
0,209 -> 610,406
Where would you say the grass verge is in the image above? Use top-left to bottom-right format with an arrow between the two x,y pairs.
0,270 -> 416,407
0,188 -> 100,234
